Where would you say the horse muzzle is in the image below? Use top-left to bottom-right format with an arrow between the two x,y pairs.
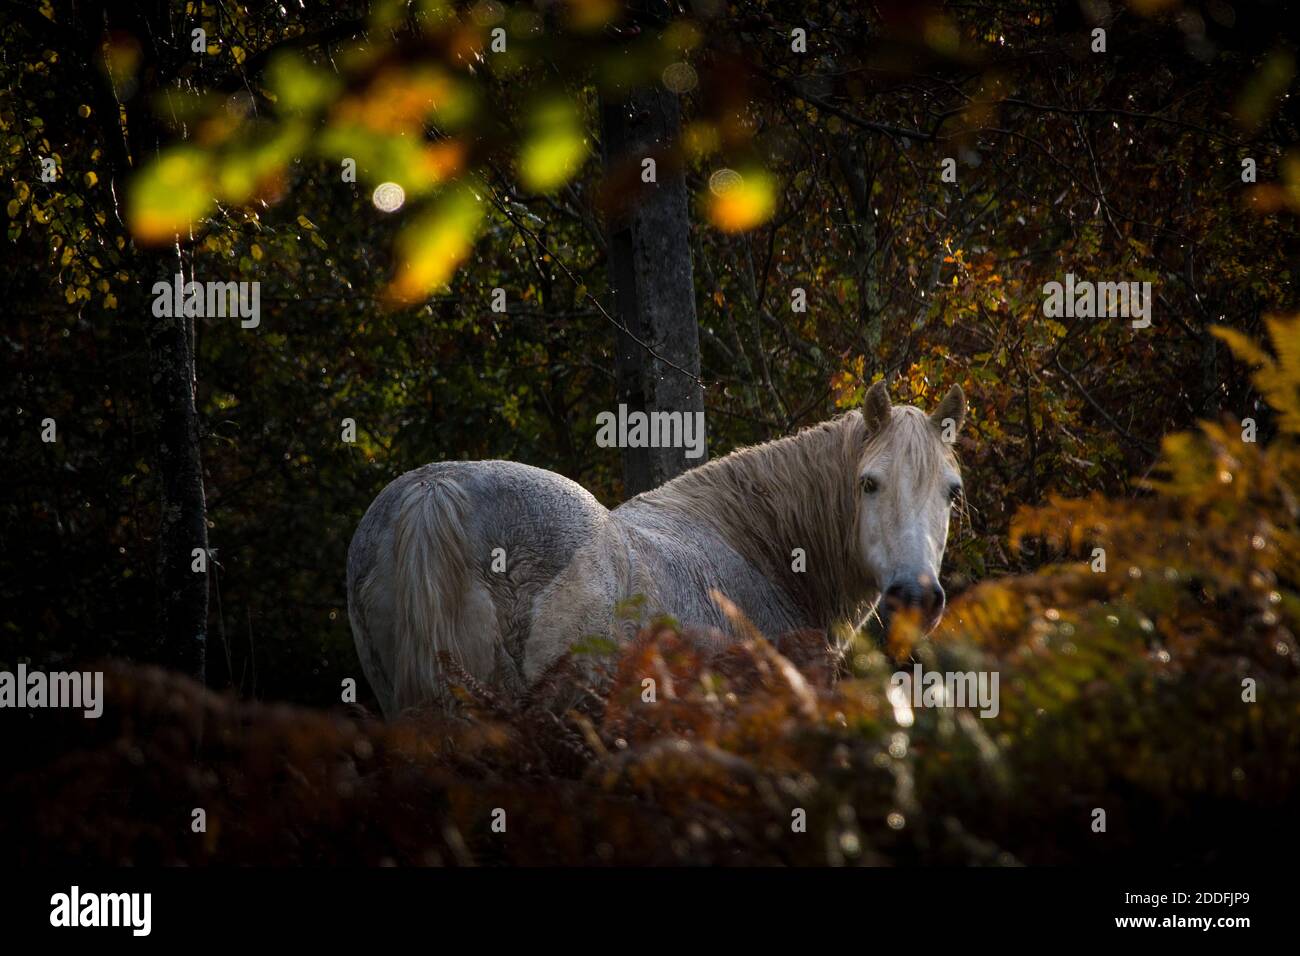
880,574 -> 946,634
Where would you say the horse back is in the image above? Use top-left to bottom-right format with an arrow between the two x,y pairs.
610,499 -> 806,639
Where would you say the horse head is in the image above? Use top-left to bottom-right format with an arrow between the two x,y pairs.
855,380 -> 966,636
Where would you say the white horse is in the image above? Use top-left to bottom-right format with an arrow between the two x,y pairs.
347,381 -> 967,717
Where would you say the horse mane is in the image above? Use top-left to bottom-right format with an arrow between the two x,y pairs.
636,405 -> 958,631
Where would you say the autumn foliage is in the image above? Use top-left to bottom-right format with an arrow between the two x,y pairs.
5,320 -> 1297,865
2,1 -> 1299,867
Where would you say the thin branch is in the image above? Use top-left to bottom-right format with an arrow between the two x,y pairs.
481,180 -> 708,391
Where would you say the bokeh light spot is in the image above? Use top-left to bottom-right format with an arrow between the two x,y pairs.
373,182 -> 406,213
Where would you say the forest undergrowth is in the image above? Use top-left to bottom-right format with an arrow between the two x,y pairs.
4,320 -> 1297,866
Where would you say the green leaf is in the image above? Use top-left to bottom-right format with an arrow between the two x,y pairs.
128,148 -> 213,243
517,98 -> 588,193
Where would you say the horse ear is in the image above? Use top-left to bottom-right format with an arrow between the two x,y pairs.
930,384 -> 967,435
863,380 -> 892,434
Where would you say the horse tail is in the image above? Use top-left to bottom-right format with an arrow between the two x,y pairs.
391,474 -> 484,711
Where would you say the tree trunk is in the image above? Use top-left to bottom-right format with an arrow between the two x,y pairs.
601,86 -> 706,496
148,268 -> 209,682
834,134 -> 884,358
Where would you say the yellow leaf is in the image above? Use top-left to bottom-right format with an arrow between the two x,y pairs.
267,53 -> 341,114
385,188 -> 484,305
1210,325 -> 1271,368
128,149 -> 213,243
706,168 -> 776,233
1265,315 -> 1300,380
566,0 -> 618,30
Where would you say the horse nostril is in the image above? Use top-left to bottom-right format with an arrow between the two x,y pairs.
885,583 -> 926,610
924,583 -> 945,614
885,580 -> 944,614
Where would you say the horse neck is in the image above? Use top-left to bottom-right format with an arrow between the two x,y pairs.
639,412 -> 874,629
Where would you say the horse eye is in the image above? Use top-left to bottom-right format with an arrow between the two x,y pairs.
948,484 -> 963,504
860,476 -> 878,495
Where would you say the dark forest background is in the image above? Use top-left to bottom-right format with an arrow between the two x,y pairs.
3,0 -> 1294,706
1,0 -> 1299,866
